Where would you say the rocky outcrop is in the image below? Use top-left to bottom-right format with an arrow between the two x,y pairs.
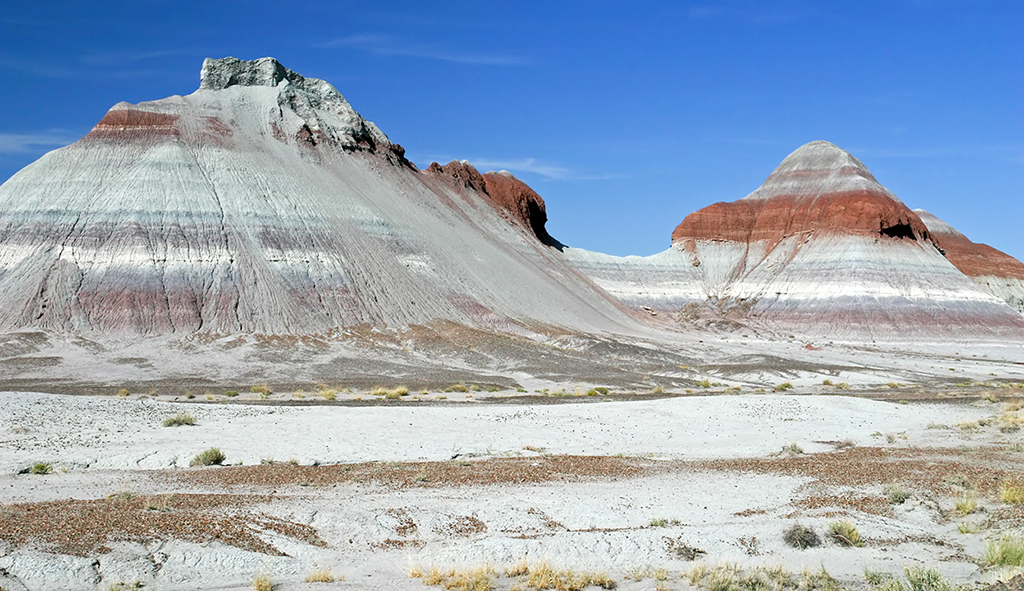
672,141 -> 930,248
481,171 -> 560,248
565,141 -> 1024,340
0,57 -> 635,337
915,209 -> 1024,314
423,161 -> 560,247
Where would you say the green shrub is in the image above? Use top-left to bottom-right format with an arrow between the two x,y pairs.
252,572 -> 273,591
954,492 -> 978,515
445,384 -> 470,393
190,448 -> 226,467
884,483 -> 910,505
783,524 -> 820,549
1000,477 -> 1024,504
774,382 -> 794,392
29,462 -> 53,475
250,384 -> 272,395
983,535 -> 1024,567
874,566 -> 963,591
781,442 -> 804,455
162,413 -> 196,427
224,390 -> 239,397
829,520 -> 863,546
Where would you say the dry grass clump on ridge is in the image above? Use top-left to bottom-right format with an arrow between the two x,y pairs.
983,535 -> 1024,567
303,568 -> 337,582
410,562 -> 615,591
252,572 -> 272,591
29,462 -> 53,475
954,492 -> 978,515
190,447 -> 226,467
828,520 -> 863,547
870,566 -> 967,591
410,565 -> 495,591
1000,477 -> 1024,504
687,564 -> 841,591
783,523 -> 821,549
162,413 -> 196,427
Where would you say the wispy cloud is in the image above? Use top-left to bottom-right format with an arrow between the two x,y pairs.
472,157 -> 624,182
78,49 -> 187,67
687,2 -> 814,25
472,158 -> 570,179
320,34 -> 525,65
0,131 -> 78,154
0,55 -> 163,80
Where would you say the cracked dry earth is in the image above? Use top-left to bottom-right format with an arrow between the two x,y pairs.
0,394 -> 1023,590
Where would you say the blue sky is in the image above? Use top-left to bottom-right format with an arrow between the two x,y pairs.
1,1 -> 1021,259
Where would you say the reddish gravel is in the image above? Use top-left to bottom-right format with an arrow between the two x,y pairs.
0,493 -> 325,556
172,454 -> 648,489
694,445 -> 1024,496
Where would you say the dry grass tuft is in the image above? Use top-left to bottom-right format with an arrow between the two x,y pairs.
828,520 -> 863,547
954,492 -> 978,515
410,565 -> 495,591
252,572 -> 273,591
303,568 -> 336,583
1000,477 -> 1024,504
984,535 -> 1024,567
190,448 -> 226,467
783,523 -> 821,549
523,562 -> 617,590
162,413 -> 196,427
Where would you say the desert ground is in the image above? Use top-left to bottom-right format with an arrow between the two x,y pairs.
1,378 -> 1023,591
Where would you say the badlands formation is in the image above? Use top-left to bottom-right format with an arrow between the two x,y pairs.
0,57 -> 1023,591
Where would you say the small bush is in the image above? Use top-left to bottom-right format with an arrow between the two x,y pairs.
652,385 -> 665,394
783,524 -> 821,549
190,448 -> 226,467
983,535 -> 1024,567
250,384 -> 272,395
774,382 -> 794,392
884,483 -> 910,505
385,390 -> 402,400
224,390 -> 239,397
321,389 -> 337,401
410,565 -> 495,591
445,384 -> 470,393
1000,477 -> 1024,504
828,520 -> 863,547
162,413 -> 196,427
394,385 -> 410,396
303,569 -> 336,583
781,442 -> 804,455
117,388 -> 130,397
875,567 -> 962,591
252,572 -> 273,591
822,379 -> 832,386
954,492 -> 978,515
29,462 -> 53,475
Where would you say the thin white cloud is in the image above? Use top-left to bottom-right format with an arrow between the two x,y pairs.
0,131 -> 77,154
79,49 -> 187,67
472,158 -> 625,182
473,158 -> 570,179
687,3 -> 813,24
320,34 -> 525,66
